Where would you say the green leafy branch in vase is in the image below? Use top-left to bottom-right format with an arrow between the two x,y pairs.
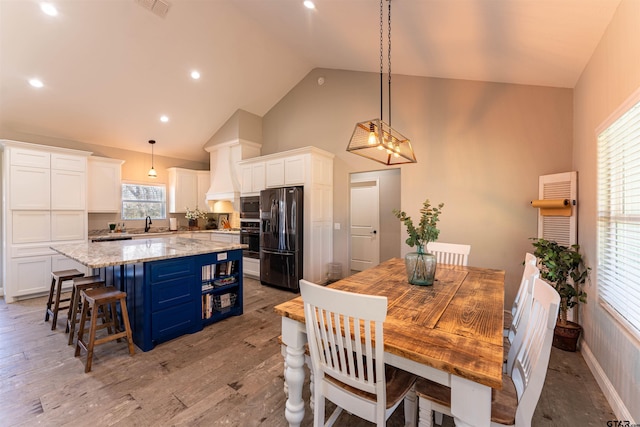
394,199 -> 444,284
393,199 -> 444,250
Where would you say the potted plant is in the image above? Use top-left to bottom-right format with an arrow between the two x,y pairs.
185,206 -> 207,229
393,199 -> 444,286
531,238 -> 590,351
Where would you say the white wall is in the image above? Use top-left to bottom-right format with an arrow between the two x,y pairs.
574,0 -> 640,420
262,68 -> 573,310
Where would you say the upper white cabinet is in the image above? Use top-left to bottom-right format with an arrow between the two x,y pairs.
1,140 -> 90,302
265,158 -> 285,188
168,167 -> 199,213
10,146 -> 50,168
264,155 -> 306,188
240,161 -> 266,195
88,157 -> 124,213
284,155 -> 305,185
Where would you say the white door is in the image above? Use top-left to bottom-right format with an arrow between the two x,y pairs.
350,180 -> 380,271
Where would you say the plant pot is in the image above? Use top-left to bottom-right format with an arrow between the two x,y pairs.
553,320 -> 582,352
404,246 -> 436,286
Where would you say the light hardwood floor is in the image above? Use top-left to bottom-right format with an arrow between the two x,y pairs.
0,277 -> 615,426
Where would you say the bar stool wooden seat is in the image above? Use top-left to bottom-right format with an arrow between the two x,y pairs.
75,286 -> 135,373
66,275 -> 106,345
45,269 -> 85,330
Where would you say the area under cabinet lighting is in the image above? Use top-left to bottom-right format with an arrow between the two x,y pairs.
212,200 -> 233,213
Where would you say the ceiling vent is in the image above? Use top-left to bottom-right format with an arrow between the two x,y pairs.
136,0 -> 171,18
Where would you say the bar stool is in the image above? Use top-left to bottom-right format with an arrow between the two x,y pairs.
66,275 -> 106,345
75,286 -> 135,373
45,269 -> 85,330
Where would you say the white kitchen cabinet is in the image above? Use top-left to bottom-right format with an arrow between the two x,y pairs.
1,140 -> 90,302
240,161 -> 265,195
88,157 -> 124,213
284,155 -> 305,185
51,153 -> 86,172
51,169 -> 85,210
10,166 -> 50,209
168,167 -> 200,213
265,155 -> 306,188
12,211 -> 51,244
265,158 -> 285,188
210,232 -> 240,244
243,257 -> 260,278
51,211 -> 86,241
10,146 -> 50,168
10,255 -> 52,296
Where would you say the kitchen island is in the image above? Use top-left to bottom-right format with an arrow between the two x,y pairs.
51,236 -> 246,351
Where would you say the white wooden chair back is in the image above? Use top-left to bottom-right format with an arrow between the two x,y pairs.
507,277 -> 560,426
426,242 -> 471,266
507,263 -> 540,345
299,279 -> 389,426
511,253 -> 538,317
524,252 -> 536,267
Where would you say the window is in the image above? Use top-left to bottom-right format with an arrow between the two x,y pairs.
122,183 -> 166,220
597,94 -> 640,338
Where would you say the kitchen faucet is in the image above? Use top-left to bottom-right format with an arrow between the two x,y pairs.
145,216 -> 152,233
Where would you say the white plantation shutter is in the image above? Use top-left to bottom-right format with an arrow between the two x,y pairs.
597,94 -> 640,337
538,172 -> 577,246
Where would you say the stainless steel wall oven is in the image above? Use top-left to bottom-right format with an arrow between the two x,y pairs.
240,219 -> 260,259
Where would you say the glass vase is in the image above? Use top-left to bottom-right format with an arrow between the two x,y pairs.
405,245 -> 437,286
188,219 -> 197,228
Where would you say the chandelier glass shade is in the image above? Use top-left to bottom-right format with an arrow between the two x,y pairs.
349,118 -> 416,165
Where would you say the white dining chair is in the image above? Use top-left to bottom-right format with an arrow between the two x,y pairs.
299,279 -> 417,427
415,277 -> 560,427
426,242 -> 471,266
504,253 -> 537,332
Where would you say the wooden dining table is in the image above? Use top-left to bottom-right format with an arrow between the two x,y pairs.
274,257 -> 505,427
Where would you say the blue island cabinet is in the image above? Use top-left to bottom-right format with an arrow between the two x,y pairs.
102,249 -> 244,351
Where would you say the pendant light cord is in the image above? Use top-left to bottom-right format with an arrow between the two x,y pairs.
379,0 -> 383,122
388,0 -> 392,128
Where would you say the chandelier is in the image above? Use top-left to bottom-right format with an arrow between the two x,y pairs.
346,0 -> 416,165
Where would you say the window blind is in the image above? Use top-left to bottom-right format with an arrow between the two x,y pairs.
597,97 -> 640,338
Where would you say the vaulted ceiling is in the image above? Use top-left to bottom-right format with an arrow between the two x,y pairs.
0,0 -> 621,162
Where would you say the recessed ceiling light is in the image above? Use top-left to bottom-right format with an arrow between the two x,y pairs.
29,78 -> 44,88
191,70 -> 200,80
160,115 -> 169,123
303,1 -> 315,10
40,3 -> 58,16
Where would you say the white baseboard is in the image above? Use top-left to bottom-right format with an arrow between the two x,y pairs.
581,342 -> 634,422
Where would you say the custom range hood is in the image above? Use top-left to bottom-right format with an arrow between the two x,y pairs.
205,139 -> 261,207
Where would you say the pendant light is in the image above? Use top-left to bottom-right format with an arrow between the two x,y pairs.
148,139 -> 157,178
346,0 -> 416,165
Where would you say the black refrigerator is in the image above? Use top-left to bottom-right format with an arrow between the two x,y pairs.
259,186 -> 303,291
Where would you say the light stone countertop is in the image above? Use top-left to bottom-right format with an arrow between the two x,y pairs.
51,236 -> 246,269
88,229 -> 240,241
